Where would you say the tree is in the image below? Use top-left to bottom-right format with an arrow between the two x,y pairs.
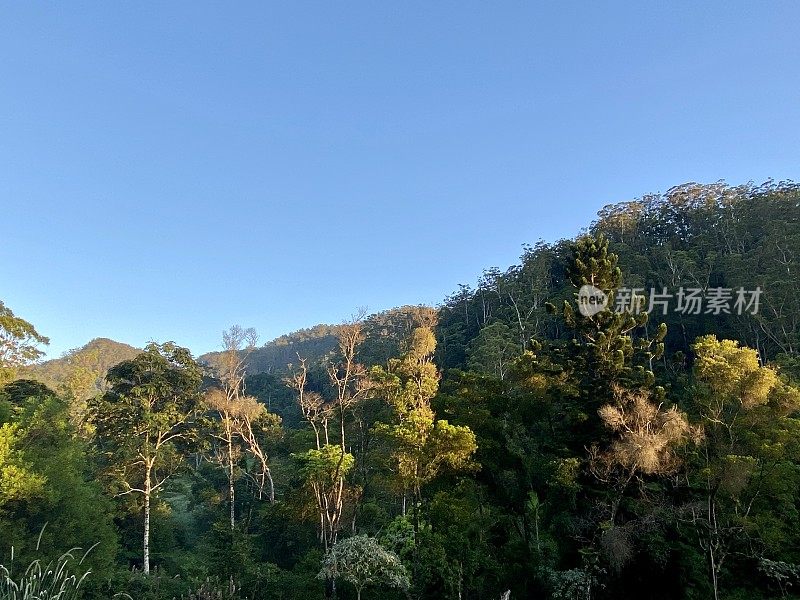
0,301 -> 48,385
318,535 -> 410,600
545,234 -> 666,455
327,313 -> 373,457
592,385 -> 698,524
90,342 -> 202,574
586,385 -> 700,574
205,326 -> 279,529
0,381 -> 48,514
233,394 -> 281,504
0,420 -> 45,512
210,328 -> 260,527
686,335 -> 800,600
290,314 -> 373,551
0,380 -> 118,573
372,325 -> 477,580
467,322 -> 520,380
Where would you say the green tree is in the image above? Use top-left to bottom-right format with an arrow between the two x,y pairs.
0,422 -> 44,512
545,234 -> 666,455
372,326 -> 477,582
91,342 -> 202,574
0,301 -> 48,385
0,380 -> 117,573
467,322 -> 520,380
318,535 -> 410,600
686,335 -> 800,600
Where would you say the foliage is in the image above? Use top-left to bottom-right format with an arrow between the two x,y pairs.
0,303 -> 48,386
594,385 -> 697,478
0,421 -> 45,511
0,535 -> 93,600
0,381 -> 117,574
295,444 -> 355,485
318,535 -> 409,600
90,342 -> 203,574
3,180 -> 800,600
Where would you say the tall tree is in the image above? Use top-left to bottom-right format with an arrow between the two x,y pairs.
685,335 -> 800,600
372,325 -> 477,581
547,234 -> 666,451
91,342 -> 202,574
289,314 -> 373,599
205,326 -> 279,528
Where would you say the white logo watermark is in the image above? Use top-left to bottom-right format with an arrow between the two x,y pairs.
577,285 -> 609,317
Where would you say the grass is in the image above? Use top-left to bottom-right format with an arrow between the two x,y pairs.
0,527 -> 95,600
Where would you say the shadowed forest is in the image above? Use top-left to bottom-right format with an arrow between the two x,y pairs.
2,181 -> 799,599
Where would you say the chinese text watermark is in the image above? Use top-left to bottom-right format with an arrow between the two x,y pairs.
577,285 -> 762,317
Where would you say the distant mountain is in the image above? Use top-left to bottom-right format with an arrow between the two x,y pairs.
19,337 -> 140,397
15,306 -> 436,400
199,324 -> 340,375
199,305 -> 437,376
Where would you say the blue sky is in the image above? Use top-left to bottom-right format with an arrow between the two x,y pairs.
2,2 -> 799,358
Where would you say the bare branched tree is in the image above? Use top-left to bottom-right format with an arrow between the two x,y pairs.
289,312 -> 372,566
206,326 -> 278,529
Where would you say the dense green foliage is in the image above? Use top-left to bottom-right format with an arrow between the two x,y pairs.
438,181 -> 799,370
1,181 -> 799,599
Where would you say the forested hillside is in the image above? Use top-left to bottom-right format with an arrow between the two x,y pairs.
439,181 -> 799,373
199,325 -> 340,376
1,181 -> 799,600
21,337 -> 140,395
199,306 -> 436,377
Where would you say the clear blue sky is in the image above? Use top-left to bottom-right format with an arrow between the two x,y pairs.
2,2 -> 799,358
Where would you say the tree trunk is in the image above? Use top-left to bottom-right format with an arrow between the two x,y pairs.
144,464 -> 152,575
324,575 -> 336,599
708,487 -> 720,600
710,545 -> 719,600
265,465 -> 275,503
228,435 -> 236,529
413,489 -> 421,585
339,410 -> 346,452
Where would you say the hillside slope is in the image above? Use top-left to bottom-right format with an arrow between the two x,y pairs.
199,324 -> 340,375
437,180 -> 800,373
200,305 -> 437,376
20,337 -> 140,397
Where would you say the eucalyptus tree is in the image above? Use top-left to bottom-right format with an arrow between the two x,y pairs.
289,315 -> 372,542
205,326 -> 280,529
91,342 -> 203,574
